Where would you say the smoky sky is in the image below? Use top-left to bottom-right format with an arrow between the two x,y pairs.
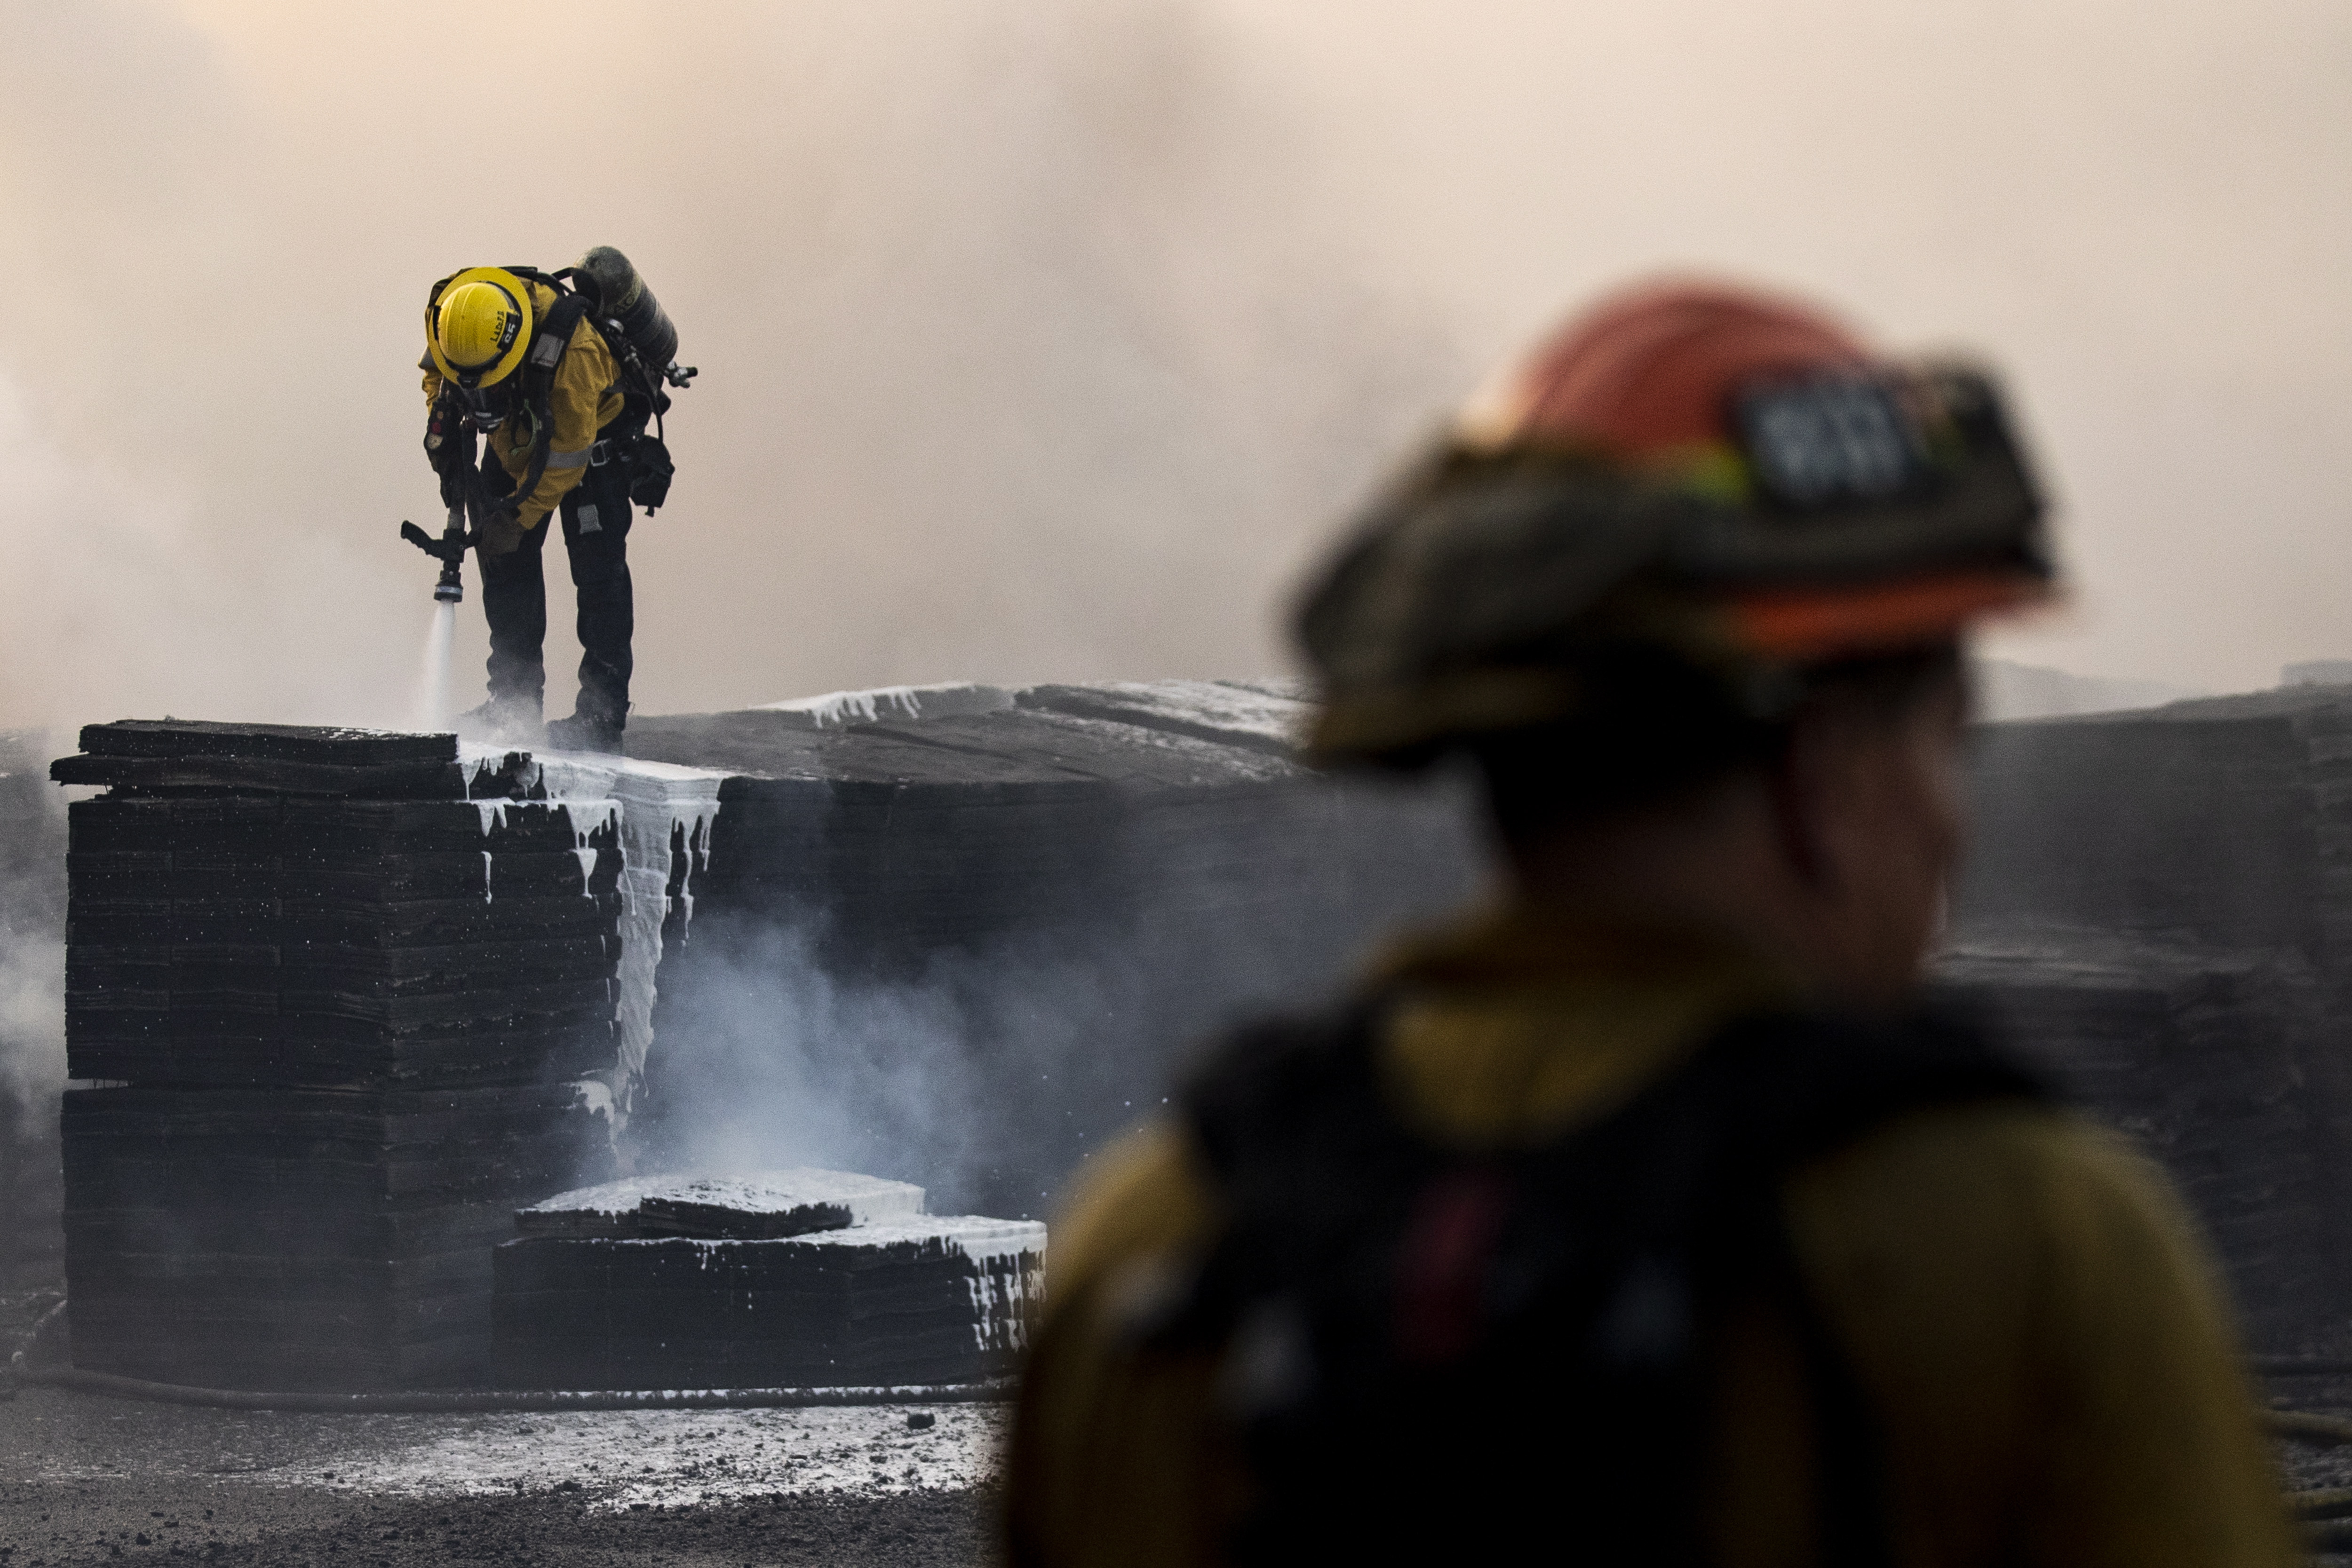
1,0 -> 2348,729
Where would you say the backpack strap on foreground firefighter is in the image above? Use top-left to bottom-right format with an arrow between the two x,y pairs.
1145,998 -> 2046,1565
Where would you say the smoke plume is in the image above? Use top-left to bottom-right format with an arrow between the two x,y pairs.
0,0 -> 1459,729
6,0 -> 2344,730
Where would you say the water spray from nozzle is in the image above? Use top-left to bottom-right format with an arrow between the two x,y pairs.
414,599 -> 458,731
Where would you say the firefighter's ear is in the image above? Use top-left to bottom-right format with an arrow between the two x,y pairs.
1764,684 -> 1970,1002
1767,699 -> 1907,903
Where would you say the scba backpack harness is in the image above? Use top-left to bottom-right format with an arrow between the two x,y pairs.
1144,1001 -> 2046,1566
424,261 -> 687,527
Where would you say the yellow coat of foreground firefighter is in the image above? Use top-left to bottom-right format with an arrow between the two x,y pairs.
1008,908 -> 2296,1568
421,277 -> 623,532
1009,275 -> 2297,1568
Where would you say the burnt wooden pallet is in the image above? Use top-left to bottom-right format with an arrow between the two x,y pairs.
53,753 -> 470,799
493,1216 -> 1044,1390
74,720 -> 458,767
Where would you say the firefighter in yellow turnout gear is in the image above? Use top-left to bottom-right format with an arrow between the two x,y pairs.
1005,280 -> 2297,1568
422,256 -> 681,753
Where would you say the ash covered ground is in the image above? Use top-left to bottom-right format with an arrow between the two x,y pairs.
2273,1378 -> 2352,1485
14,1377 -> 2352,1565
0,1386 -> 1003,1566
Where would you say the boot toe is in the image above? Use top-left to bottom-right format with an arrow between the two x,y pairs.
543,715 -> 626,755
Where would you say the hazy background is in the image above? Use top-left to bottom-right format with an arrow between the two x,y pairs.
2,0 -> 2347,729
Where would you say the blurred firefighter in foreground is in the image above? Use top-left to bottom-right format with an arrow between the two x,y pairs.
1007,281 -> 2294,1567
421,250 -> 689,754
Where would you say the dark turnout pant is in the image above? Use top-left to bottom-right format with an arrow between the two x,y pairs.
478,465 -> 634,726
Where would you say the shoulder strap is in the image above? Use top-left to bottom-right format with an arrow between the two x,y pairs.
1607,1009 -> 2045,1568
1152,999 -> 1410,1351
494,291 -> 594,516
503,264 -> 572,294
518,291 -> 590,395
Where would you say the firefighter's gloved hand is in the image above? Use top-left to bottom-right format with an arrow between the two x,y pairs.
478,512 -> 526,557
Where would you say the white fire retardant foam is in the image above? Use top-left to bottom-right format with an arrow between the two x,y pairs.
519,1168 -> 929,1237
1067,678 -> 1309,746
754,683 -> 1016,727
459,748 -> 725,1147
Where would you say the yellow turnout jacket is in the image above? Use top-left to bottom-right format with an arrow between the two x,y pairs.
1006,906 -> 2296,1568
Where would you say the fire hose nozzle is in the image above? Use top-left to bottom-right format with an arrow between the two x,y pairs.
401,517 -> 473,605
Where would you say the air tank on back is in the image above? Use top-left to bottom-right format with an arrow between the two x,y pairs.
574,246 -> 679,373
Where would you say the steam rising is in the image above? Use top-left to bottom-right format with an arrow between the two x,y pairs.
0,725 -> 65,1115
649,924 -> 1121,1218
651,917 -> 1287,1220
0,903 -> 63,1108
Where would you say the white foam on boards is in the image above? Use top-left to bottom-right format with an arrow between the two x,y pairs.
964,1251 -> 1043,1353
754,682 -> 1015,727
571,1078 -> 617,1126
458,741 -> 532,793
1213,675 -> 1312,702
763,685 -> 925,725
523,1167 -> 928,1227
560,798 -> 621,844
518,1173 -> 657,1223
1048,678 -> 1308,746
522,756 -> 726,1135
635,1214 -> 1045,1268
777,1214 -> 1046,1271
532,753 -> 733,796
624,1216 -> 1049,1354
647,1170 -> 930,1224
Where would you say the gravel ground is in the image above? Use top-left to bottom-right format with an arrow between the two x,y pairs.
2269,1377 -> 2352,1494
12,1362 -> 2343,1565
2262,1377 -> 2352,1564
0,1384 -> 1004,1567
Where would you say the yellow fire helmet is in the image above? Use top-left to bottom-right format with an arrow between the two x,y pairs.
426,267 -> 533,389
